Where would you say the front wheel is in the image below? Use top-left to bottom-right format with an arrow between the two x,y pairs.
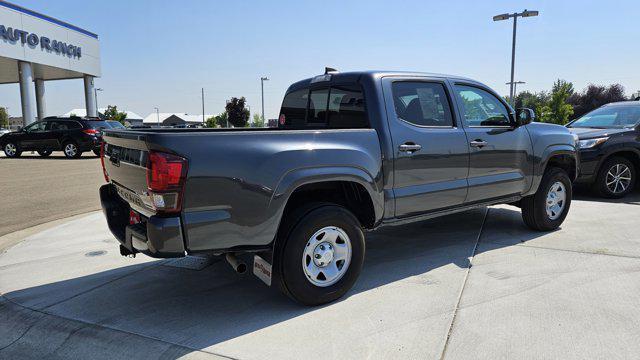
37,150 -> 52,157
594,157 -> 635,198
276,204 -> 365,306
3,142 -> 21,158
63,142 -> 82,159
521,167 -> 572,231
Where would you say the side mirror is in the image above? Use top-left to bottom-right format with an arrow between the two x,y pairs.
516,108 -> 535,126
17,126 -> 22,131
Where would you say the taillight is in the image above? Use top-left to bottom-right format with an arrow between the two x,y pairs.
100,142 -> 109,182
83,129 -> 99,135
146,151 -> 188,213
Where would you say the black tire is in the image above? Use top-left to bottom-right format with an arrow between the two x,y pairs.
274,203 -> 365,306
37,150 -> 52,157
593,156 -> 635,198
62,141 -> 82,159
3,142 -> 21,158
93,149 -> 101,157
522,167 -> 572,231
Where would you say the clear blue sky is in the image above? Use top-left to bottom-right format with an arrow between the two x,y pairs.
2,0 -> 639,120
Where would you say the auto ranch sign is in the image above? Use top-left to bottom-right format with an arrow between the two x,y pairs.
0,24 -> 82,58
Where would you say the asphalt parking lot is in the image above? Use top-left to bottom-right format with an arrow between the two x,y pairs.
1,190 -> 639,359
0,152 -> 103,237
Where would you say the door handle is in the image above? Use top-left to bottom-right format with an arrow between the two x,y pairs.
470,140 -> 488,148
399,143 -> 422,153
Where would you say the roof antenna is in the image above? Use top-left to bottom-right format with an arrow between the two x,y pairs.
325,67 -> 338,74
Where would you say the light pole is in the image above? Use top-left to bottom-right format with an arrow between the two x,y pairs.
95,88 -> 103,116
493,9 -> 539,105
201,88 -> 205,124
154,107 -> 159,127
261,76 -> 269,121
505,81 -> 526,102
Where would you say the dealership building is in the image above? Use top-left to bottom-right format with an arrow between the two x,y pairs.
0,0 -> 100,126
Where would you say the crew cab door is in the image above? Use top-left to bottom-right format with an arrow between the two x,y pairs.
382,78 -> 470,217
450,83 -> 533,203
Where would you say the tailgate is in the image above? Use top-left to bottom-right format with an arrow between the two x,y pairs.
102,131 -> 153,215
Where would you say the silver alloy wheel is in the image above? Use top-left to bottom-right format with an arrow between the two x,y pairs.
302,226 -> 352,287
605,163 -> 632,194
5,143 -> 16,156
545,181 -> 566,220
64,143 -> 77,157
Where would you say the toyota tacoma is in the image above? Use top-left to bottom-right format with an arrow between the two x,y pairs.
100,70 -> 578,305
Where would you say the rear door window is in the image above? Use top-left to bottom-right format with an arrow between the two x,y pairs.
49,121 -> 70,130
391,82 -> 454,127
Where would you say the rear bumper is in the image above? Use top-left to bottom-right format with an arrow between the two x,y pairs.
100,184 -> 185,258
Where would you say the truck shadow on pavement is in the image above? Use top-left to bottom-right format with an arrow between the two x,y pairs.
0,206 -> 552,358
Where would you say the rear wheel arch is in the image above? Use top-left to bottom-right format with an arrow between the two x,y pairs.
280,180 -> 378,231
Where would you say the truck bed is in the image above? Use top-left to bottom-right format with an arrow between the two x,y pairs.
101,127 -> 384,253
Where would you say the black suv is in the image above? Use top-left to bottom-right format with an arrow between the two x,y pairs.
1,117 -> 110,159
568,101 -> 640,198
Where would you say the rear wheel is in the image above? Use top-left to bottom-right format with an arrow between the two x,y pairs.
521,167 -> 572,231
93,149 -> 101,156
3,142 -> 21,158
594,157 -> 635,198
63,141 -> 82,159
37,150 -> 52,157
275,203 -> 365,306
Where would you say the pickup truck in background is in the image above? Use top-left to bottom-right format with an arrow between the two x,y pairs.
100,70 -> 578,305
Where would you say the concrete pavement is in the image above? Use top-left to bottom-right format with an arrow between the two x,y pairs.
1,193 -> 639,359
0,153 -> 103,236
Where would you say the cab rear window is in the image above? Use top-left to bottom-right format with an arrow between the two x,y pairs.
279,84 -> 368,129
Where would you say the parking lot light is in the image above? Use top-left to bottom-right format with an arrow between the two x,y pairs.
493,9 -> 539,105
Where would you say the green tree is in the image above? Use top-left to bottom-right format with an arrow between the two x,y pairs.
251,114 -> 265,128
0,107 -> 8,129
103,105 -> 127,124
544,80 -> 574,124
514,91 -> 550,122
205,112 -> 228,128
568,83 -> 628,119
225,97 -> 250,128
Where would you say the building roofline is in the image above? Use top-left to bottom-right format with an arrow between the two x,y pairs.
0,0 -> 98,39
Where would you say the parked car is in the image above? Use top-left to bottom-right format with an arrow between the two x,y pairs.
0,128 -> 10,137
1,116 -> 110,158
567,101 -> 640,198
99,71 -> 578,305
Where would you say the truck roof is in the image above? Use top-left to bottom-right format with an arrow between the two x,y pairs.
287,70 -> 481,93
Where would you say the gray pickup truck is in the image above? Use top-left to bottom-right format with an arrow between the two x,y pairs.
100,70 -> 578,305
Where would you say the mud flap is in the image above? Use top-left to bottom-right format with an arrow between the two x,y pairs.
253,254 -> 272,286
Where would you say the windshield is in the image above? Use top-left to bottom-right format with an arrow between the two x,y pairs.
107,121 -> 125,129
569,105 -> 640,128
85,120 -> 111,129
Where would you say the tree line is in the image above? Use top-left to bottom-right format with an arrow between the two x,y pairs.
512,81 -> 637,125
